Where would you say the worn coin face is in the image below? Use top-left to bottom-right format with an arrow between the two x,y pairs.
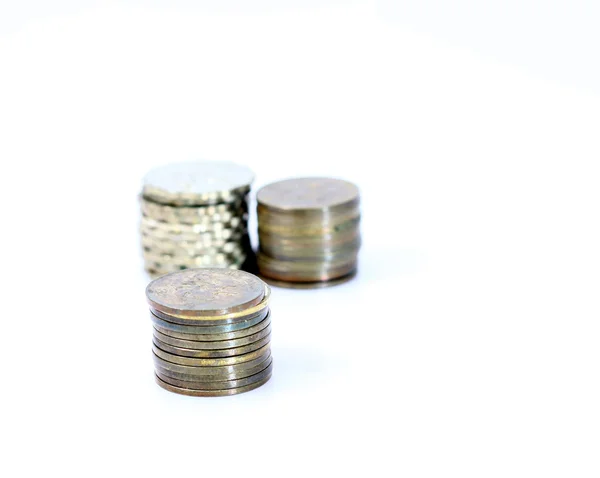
143,161 -> 254,205
257,177 -> 359,212
146,269 -> 266,317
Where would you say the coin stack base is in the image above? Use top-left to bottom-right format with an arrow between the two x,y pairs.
146,269 -> 272,397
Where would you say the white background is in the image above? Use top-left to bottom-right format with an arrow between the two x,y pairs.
1,1 -> 599,476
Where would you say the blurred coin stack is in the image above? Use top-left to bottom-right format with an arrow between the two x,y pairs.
146,269 -> 273,396
140,161 -> 254,278
257,177 -> 361,287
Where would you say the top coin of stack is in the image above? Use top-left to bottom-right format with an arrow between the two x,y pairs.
256,177 -> 361,288
146,269 -> 273,396
140,161 -> 254,278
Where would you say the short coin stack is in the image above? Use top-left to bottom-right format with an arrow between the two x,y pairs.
257,177 -> 361,287
146,269 -> 273,396
140,161 -> 254,278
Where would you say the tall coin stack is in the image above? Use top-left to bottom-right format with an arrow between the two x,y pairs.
146,269 -> 273,396
140,161 -> 254,278
256,177 -> 361,288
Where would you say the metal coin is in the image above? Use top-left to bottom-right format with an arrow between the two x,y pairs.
152,342 -> 270,367
141,236 -> 247,256
141,216 -> 246,235
146,269 -> 266,318
257,253 -> 357,280
153,333 -> 271,358
257,252 -> 357,271
153,350 -> 271,378
260,269 -> 357,289
256,177 -> 359,212
140,199 -> 247,225
257,213 -> 360,237
154,370 -> 272,396
256,176 -> 361,287
259,239 -> 361,262
156,360 -> 273,390
153,323 -> 272,349
140,226 -> 248,245
154,314 -> 271,342
144,185 -> 250,207
149,307 -> 269,334
147,286 -> 270,325
155,356 -> 272,383
142,161 -> 254,207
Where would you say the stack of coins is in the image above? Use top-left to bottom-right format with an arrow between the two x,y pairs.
256,177 -> 361,288
146,269 -> 273,396
140,161 -> 254,278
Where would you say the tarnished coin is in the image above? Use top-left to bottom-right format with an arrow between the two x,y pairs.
260,269 -> 358,289
152,342 -> 270,367
153,333 -> 271,358
258,253 -> 357,282
154,314 -> 271,342
150,308 -> 269,334
153,350 -> 271,378
256,177 -> 359,212
155,370 -> 272,396
146,269 -> 266,318
143,161 -> 254,207
141,215 -> 246,235
259,238 -> 361,262
156,360 -> 273,390
156,355 -> 272,383
256,176 -> 360,288
154,323 -> 272,349
147,285 -> 270,325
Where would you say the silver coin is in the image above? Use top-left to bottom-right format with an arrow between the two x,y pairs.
256,177 -> 359,212
143,161 -> 254,206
